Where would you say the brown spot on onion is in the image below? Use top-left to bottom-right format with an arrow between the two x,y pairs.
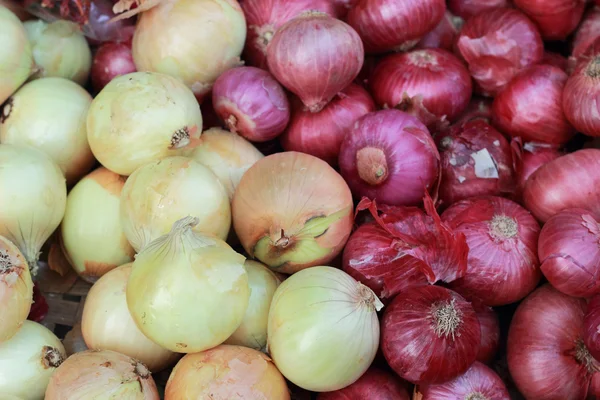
43,346 -> 65,369
0,97 -> 13,123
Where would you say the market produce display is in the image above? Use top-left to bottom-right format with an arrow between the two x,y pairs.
5,0 -> 600,398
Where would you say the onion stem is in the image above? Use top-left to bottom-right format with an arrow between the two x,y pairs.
431,299 -> 462,340
489,215 -> 518,240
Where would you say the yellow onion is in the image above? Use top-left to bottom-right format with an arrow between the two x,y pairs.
232,152 -> 354,274
0,235 -> 33,342
86,71 -> 203,176
187,127 -> 264,201
0,6 -> 34,105
268,266 -> 383,392
127,216 -> 249,353
23,20 -> 92,85
0,320 -> 66,399
224,260 -> 281,350
132,0 -> 246,100
165,344 -> 290,399
62,323 -> 88,357
61,168 -> 134,282
45,350 -> 159,399
0,144 -> 66,274
0,77 -> 94,184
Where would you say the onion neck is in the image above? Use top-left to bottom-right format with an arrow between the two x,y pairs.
356,283 -> 384,312
356,147 -> 389,186
134,361 -> 151,379
575,339 -> 599,373
587,56 -> 600,78
274,229 -> 290,248
43,346 -> 64,369
489,215 -> 518,241
431,299 -> 462,340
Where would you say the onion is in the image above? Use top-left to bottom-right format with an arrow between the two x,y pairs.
23,20 -> 92,85
0,0 -> 31,21
1,77 -> 94,184
416,11 -> 463,52
317,368 -> 410,400
45,350 -> 159,399
0,236 -> 32,342
127,217 -> 249,353
132,0 -> 246,100
441,196 -> 541,306
370,48 -> 472,129
268,266 -> 382,391
212,66 -> 290,142
511,139 -> 563,195
0,321 -> 66,398
418,361 -> 510,399
542,51 -> 569,72
165,345 -> 289,399
523,149 -> 600,222
232,152 -> 353,274
573,7 -> 600,59
507,285 -> 600,399
240,0 -> 337,69
454,97 -> 493,125
435,120 -> 514,207
381,285 -> 480,384
447,0 -> 509,19
584,294 -> 600,361
90,41 -> 136,93
513,0 -> 584,40
62,323 -> 88,356
187,127 -> 264,201
456,8 -> 544,97
0,144 -> 66,273
338,110 -> 440,207
347,0 -> 446,54
474,302 -> 500,364
280,84 -> 376,166
267,12 -> 363,113
86,71 -> 203,176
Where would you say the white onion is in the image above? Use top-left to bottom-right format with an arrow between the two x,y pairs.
267,266 -> 382,392
0,320 -> 66,399
0,77 -> 94,184
86,71 -> 203,176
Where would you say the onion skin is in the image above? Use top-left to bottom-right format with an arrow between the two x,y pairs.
542,51 -> 569,72
442,196 -> 541,306
447,0 -> 509,19
347,0 -> 446,54
381,285 -> 480,384
513,0 -> 584,40
212,66 -> 290,142
511,139 -> 563,195
456,8 -> 544,97
280,84 -> 375,166
338,110 -> 440,207
232,152 -> 353,274
523,149 -> 600,222
584,294 -> 600,361
316,368 -> 409,400
416,11 -> 463,52
90,41 -> 136,93
474,303 -> 500,364
573,7 -> 600,59
370,48 -> 472,129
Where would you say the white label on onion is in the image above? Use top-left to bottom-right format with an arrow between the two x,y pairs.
471,149 -> 499,179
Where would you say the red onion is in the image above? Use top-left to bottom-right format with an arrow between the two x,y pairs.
492,65 -> 574,145
441,196 -> 541,306
346,0 -> 446,54
511,139 -> 563,195
523,149 -> 600,222
267,12 -> 363,113
342,195 -> 468,301
316,368 -> 409,400
513,0 -> 584,40
418,362 -> 510,399
454,97 -> 493,125
447,0 -> 509,19
456,8 -> 544,97
240,0 -> 337,69
381,285 -> 480,384
584,294 -> 600,361
508,285 -> 600,399
280,84 -> 375,165
435,120 -> 514,207
416,11 -> 463,52
27,283 -> 48,323
542,51 -> 568,72
370,49 -> 472,129
338,110 -> 440,207
572,7 -> 600,59
474,302 -> 500,364
212,66 -> 290,142
90,41 -> 136,93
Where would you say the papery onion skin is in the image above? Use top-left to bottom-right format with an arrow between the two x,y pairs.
267,12 -> 363,113
370,48 -> 472,129
165,345 -> 290,399
90,41 -> 136,93
416,11 -> 463,52
316,368 -> 410,400
232,152 -> 353,274
280,84 -> 376,166
456,8 -> 544,97
572,7 -> 600,59
87,71 -> 202,176
447,0 -> 509,19
268,266 -> 382,391
132,0 -> 246,100
339,110 -> 440,207
212,66 -> 290,142
0,77 -> 94,184
584,294 -> 600,361
474,303 -> 500,364
442,196 -> 541,306
513,0 -> 584,40
45,350 -> 159,399
507,285 -> 598,400
0,321 -> 66,399
511,140 -> 563,195
347,0 -> 446,54
523,149 -> 600,222
381,285 -> 480,384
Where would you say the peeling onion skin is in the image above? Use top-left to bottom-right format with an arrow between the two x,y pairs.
572,7 -> 600,59
316,368 -> 410,400
416,11 -> 463,52
513,0 -> 584,40
267,12 -> 364,113
347,0 -> 446,54
584,294 -> 600,361
447,0 -> 509,19
90,41 -> 137,93
165,345 -> 290,399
